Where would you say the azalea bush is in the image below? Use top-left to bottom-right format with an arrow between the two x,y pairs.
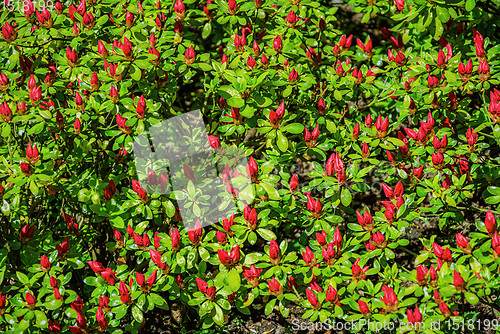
1,0 -> 500,332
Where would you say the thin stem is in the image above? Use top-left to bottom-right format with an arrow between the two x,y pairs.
455,206 -> 500,216
400,246 -> 418,257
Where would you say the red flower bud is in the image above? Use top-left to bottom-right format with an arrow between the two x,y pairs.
2,22 -> 16,43
288,68 -> 298,83
88,261 -> 105,273
453,270 -> 465,291
302,246 -> 317,267
246,156 -> 258,180
268,277 -> 282,296
273,34 -> 282,52
119,281 -> 131,304
72,117 -> 82,134
96,307 -> 107,330
358,300 -> 370,315
40,254 -> 50,270
54,288 -> 62,300
49,319 -> 61,333
173,0 -> 185,19
361,142 -> 370,158
269,239 -> 280,264
66,47 -> 78,67
100,268 -> 116,285
50,276 -> 58,288
306,288 -> 319,309
228,0 -> 237,14
456,233 -> 471,254
243,265 -> 263,287
380,285 -> 398,312
136,272 -> 145,287
188,220 -> 203,245
29,85 -> 42,105
149,249 -> 166,269
146,270 -> 157,286
407,307 -> 422,327
289,174 -> 299,192
82,11 -> 94,28
20,162 -> 32,175
26,292 -> 36,308
170,227 -> 180,251
184,46 -> 195,65
19,224 -> 35,243
26,142 -> 40,163
485,210 -> 496,235
416,265 -> 427,285
183,163 -> 195,182
207,135 -> 221,149
196,278 -> 208,294
436,302 -> 451,318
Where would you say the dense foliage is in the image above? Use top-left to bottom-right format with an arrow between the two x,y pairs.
1,0 -> 500,332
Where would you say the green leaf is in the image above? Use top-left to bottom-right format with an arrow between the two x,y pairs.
83,276 -> 99,286
202,22 -> 212,39
61,272 -> 72,285
464,292 -> 479,304
2,124 -> 11,138
164,200 -> 176,217
244,252 -> 262,265
488,186 -> 500,196
341,187 -> 352,206
227,268 -> 241,293
361,12 -> 370,24
485,196 -> 500,205
44,299 -> 63,310
198,63 -> 213,71
260,182 -> 280,200
248,231 -> 257,245
238,183 -> 255,204
434,17 -> 443,40
17,272 -> 29,285
135,59 -> 152,70
131,305 -> 144,322
218,86 -> 239,98
213,304 -> 224,326
264,298 -> 276,315
130,65 -> 141,81
148,293 -> 165,306
465,0 -> 476,11
387,137 -> 405,147
436,6 -> 450,23
334,90 -> 342,101
227,96 -> 245,108
276,130 -> 288,152
302,308 -> 315,319
283,123 -> 304,134
445,196 -> 457,207
35,310 -> 48,328
29,180 -> 39,196
0,249 -> 7,268
399,297 -> 418,308
114,304 -> 129,319
256,228 -> 276,241
18,318 -> 30,331
414,253 -> 428,265
283,85 -> 292,98
39,109 -> 52,120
